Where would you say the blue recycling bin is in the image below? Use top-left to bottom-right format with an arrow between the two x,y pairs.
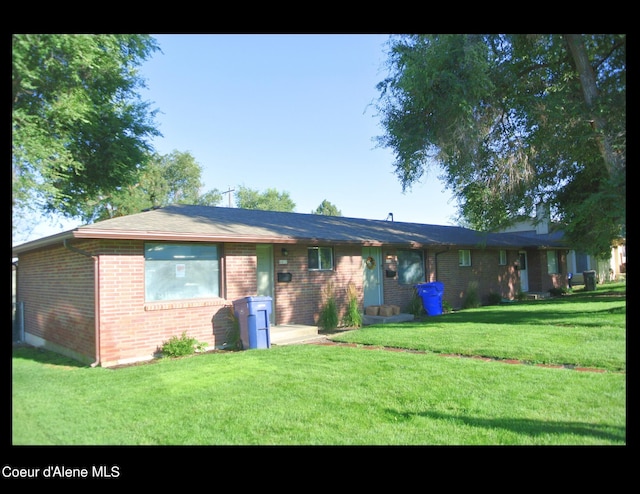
232,296 -> 272,349
415,282 -> 445,316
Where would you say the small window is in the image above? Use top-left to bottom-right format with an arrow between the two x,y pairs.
459,249 -> 471,267
499,250 -> 507,266
397,249 -> 425,285
308,246 -> 333,271
547,250 -> 559,274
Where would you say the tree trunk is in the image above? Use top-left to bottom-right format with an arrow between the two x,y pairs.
564,34 -> 619,177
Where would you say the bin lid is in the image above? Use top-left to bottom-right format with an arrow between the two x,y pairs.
234,295 -> 272,303
245,296 -> 272,302
415,282 -> 444,295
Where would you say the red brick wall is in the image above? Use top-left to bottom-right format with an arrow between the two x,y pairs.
273,244 -> 364,325
526,250 -> 543,292
224,243 -> 257,301
379,249 -> 425,310
527,249 -> 568,292
17,242 -> 97,363
429,248 -> 567,307
17,239 -> 247,366
16,237 -> 566,367
98,241 -> 253,366
429,248 -> 522,308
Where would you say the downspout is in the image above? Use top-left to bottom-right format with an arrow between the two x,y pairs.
433,248 -> 449,281
64,240 -> 101,367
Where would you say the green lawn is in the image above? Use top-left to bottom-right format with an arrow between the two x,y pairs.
11,282 -> 626,446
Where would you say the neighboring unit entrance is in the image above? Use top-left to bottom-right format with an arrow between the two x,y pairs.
518,251 -> 529,292
256,244 -> 275,324
363,247 -> 383,308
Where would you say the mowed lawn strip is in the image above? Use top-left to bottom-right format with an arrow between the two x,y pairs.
331,288 -> 625,372
11,283 -> 625,446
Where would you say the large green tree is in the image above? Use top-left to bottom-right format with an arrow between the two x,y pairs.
87,150 -> 223,222
312,199 -> 342,216
12,34 -> 161,225
375,34 -> 625,257
235,186 -> 296,212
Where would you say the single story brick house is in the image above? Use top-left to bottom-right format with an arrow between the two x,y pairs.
500,204 -> 626,285
12,204 -> 568,367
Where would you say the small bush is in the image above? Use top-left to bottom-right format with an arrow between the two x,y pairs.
462,282 -> 481,309
406,289 -> 426,317
341,282 -> 363,328
442,300 -> 453,313
486,292 -> 502,306
161,332 -> 208,358
225,308 -> 243,350
549,287 -> 568,297
318,283 -> 339,330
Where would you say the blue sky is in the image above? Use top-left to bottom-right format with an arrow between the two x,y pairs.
18,34 -> 459,243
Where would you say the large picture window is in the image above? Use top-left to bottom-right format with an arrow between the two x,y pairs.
397,249 -> 424,285
145,242 -> 220,301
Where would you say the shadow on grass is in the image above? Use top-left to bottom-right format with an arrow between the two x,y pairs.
399,293 -> 626,328
388,408 -> 626,443
12,344 -> 86,368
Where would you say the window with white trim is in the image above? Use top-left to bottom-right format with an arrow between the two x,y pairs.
499,250 -> 507,266
308,246 -> 333,271
459,249 -> 471,267
547,250 -> 559,274
144,242 -> 220,301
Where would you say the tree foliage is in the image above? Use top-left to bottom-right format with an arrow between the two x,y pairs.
235,186 -> 296,212
87,150 -> 223,222
312,199 -> 342,216
12,34 -> 161,224
375,34 -> 625,257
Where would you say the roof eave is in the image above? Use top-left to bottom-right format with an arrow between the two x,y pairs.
73,229 -> 431,248
12,230 -> 76,256
12,226 -> 564,256
74,229 -> 298,244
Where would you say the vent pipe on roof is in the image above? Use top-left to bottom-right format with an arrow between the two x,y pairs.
386,213 -> 394,222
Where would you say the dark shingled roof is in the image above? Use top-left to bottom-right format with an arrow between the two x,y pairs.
13,204 -> 566,254
85,205 -> 565,247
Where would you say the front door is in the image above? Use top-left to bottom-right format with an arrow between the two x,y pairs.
363,247 -> 383,308
256,244 -> 275,324
518,251 -> 529,292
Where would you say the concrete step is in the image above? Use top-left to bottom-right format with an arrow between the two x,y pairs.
270,324 -> 320,345
526,292 -> 550,300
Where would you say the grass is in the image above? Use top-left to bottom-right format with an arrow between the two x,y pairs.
331,284 -> 626,372
11,282 -> 626,446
